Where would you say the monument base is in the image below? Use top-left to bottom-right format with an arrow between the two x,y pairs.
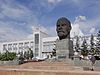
56,50 -> 69,61
56,39 -> 73,61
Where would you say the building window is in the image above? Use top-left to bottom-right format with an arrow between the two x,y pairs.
19,43 -> 23,50
3,44 -> 7,51
8,44 -> 12,50
30,41 -> 34,49
35,34 -> 39,44
13,43 -> 17,50
35,44 -> 39,56
24,42 -> 29,49
34,34 -> 39,57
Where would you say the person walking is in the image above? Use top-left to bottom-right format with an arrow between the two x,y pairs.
89,55 -> 96,71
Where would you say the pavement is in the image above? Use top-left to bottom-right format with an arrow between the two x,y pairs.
0,61 -> 100,71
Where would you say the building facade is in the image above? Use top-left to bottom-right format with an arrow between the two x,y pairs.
0,29 -> 57,59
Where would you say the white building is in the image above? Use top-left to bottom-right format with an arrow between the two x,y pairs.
0,39 -> 34,53
0,29 -> 58,59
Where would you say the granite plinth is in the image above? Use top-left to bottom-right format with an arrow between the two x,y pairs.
56,39 -> 73,61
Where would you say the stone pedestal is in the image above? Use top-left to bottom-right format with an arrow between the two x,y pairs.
56,39 -> 73,61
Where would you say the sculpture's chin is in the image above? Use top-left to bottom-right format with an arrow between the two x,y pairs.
58,35 -> 67,40
58,31 -> 65,36
57,31 -> 70,40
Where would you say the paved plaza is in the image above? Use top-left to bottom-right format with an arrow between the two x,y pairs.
0,61 -> 100,75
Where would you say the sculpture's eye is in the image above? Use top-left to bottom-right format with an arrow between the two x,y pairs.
62,24 -> 66,27
57,25 -> 60,27
61,24 -> 64,26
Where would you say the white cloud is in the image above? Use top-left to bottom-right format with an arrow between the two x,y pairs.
71,23 -> 84,37
90,28 -> 96,34
0,21 -> 29,42
71,0 -> 81,4
27,34 -> 33,39
0,22 -> 12,34
0,1 -> 39,41
0,13 -> 5,19
47,26 -> 57,37
0,1 -> 37,41
72,15 -> 100,35
74,15 -> 86,23
73,15 -> 95,34
36,0 -> 63,13
0,2 -> 35,21
1,5 -> 24,18
71,15 -> 99,37
88,17 -> 100,28
47,0 -> 62,5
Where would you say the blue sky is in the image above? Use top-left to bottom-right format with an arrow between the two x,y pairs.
0,0 -> 100,42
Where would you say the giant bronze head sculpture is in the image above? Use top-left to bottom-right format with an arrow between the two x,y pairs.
56,17 -> 71,40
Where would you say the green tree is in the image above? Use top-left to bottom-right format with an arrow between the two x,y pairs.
24,48 -> 34,60
28,48 -> 33,59
90,34 -> 95,54
52,49 -> 56,57
18,52 -> 24,61
24,51 -> 27,60
0,51 -> 16,61
81,38 -> 88,56
75,36 -> 80,52
90,34 -> 94,48
95,30 -> 100,55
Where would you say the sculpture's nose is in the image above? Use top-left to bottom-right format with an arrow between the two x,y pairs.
58,25 -> 62,30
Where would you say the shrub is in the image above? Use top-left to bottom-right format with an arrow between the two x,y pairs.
81,50 -> 88,56
0,52 -> 16,61
23,48 -> 34,60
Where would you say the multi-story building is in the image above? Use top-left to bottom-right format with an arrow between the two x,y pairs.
0,39 -> 34,54
0,29 -> 57,59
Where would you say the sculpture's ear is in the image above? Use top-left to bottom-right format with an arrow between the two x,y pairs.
69,25 -> 72,30
68,25 -> 71,31
67,21 -> 71,31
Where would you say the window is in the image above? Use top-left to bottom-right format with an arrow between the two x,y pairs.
13,43 -> 17,50
24,42 -> 29,49
34,34 -> 39,57
8,44 -> 12,50
19,43 -> 23,50
30,41 -> 34,48
35,34 -> 39,44
3,44 -> 7,51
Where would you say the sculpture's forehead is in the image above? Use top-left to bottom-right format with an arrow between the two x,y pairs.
57,20 -> 68,25
56,18 -> 70,25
